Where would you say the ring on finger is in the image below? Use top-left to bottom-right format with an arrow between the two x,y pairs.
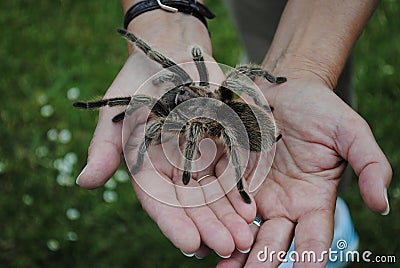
253,217 -> 264,227
197,174 -> 212,183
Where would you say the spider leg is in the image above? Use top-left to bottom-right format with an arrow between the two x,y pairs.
276,133 -> 282,142
216,64 -> 284,111
152,73 -> 182,86
220,79 -> 273,112
129,119 -> 164,175
126,95 -> 169,116
113,95 -> 169,122
73,97 -> 132,110
182,121 -> 203,185
191,47 -> 209,87
234,64 -> 287,84
117,29 -> 193,85
221,128 -> 251,204
112,112 -> 126,123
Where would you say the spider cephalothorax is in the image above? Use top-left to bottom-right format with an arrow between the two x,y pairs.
74,29 -> 286,204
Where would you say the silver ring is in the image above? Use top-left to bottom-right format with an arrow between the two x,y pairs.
253,217 -> 263,227
197,174 -> 212,183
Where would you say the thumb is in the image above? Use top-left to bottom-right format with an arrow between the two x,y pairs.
340,117 -> 392,215
76,108 -> 123,189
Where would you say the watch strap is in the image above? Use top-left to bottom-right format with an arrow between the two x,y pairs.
124,0 -> 215,29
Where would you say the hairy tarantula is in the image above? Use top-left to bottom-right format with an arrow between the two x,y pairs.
74,29 -> 286,204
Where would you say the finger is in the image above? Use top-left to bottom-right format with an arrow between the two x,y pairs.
175,178 -> 236,257
76,53 -> 160,189
132,170 -> 201,253
245,218 -> 294,268
339,117 -> 392,214
184,207 -> 235,258
194,243 -> 213,259
216,155 -> 257,223
198,174 -> 254,253
217,219 -> 260,268
246,151 -> 274,194
217,250 -> 249,268
76,108 -> 123,189
292,210 -> 334,268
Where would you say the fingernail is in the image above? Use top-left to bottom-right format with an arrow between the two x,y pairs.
237,247 -> 251,254
76,165 -> 87,185
194,253 -> 204,260
180,250 -> 195,258
216,252 -> 231,259
381,187 -> 390,216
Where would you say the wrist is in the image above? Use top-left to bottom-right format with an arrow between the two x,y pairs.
262,49 -> 340,90
122,0 -> 205,14
121,0 -> 212,57
261,0 -> 380,90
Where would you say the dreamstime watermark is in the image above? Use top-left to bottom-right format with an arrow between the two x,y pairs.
257,239 -> 397,265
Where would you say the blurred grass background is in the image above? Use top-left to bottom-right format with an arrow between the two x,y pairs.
0,0 -> 398,267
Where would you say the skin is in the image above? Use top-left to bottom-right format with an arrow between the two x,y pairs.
219,0 -> 392,267
77,0 -> 392,267
218,78 -> 391,267
76,4 -> 256,257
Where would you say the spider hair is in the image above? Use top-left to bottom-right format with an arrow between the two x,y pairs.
74,29 -> 287,204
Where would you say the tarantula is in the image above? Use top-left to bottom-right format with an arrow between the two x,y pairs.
74,29 -> 286,204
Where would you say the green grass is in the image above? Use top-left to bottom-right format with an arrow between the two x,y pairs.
0,1 -> 398,267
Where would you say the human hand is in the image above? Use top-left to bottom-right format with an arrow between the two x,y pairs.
75,13 -> 255,257
217,77 -> 392,267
